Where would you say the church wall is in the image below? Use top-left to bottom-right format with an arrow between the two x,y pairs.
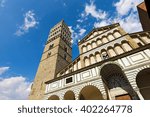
45,49 -> 150,100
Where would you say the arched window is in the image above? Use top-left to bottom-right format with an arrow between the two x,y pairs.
107,47 -> 116,57
133,38 -> 145,47
84,57 -> 90,66
141,35 -> 150,44
102,37 -> 109,43
122,42 -> 132,52
101,50 -> 109,60
90,55 -> 96,64
114,45 -> 124,54
95,52 -> 101,62
92,41 -> 97,48
82,46 -> 87,53
97,39 -> 102,45
87,44 -> 92,51
113,31 -> 121,38
108,34 -> 115,41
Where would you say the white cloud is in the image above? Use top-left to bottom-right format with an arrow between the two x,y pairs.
0,67 -> 9,75
94,12 -> 142,33
94,20 -> 110,28
116,13 -> 142,33
84,0 -> 107,20
114,0 -> 144,16
15,10 -> 39,36
0,0 -> 5,7
79,28 -> 86,36
92,0 -> 143,33
0,76 -> 31,100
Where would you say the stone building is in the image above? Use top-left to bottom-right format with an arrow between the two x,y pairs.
137,1 -> 150,31
29,20 -> 150,100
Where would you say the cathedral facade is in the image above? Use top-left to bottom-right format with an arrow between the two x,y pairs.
29,20 -> 150,100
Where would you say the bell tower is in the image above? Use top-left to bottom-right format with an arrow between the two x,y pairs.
29,20 -> 72,99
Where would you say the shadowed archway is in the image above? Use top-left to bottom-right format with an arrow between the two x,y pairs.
48,95 -> 59,100
79,85 -> 104,100
64,91 -> 75,100
136,68 -> 150,100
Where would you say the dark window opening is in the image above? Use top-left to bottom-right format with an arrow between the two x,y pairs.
49,44 -> 54,50
102,53 -> 109,60
137,42 -> 143,47
47,52 -> 51,58
64,54 -> 67,60
64,46 -> 68,52
66,77 -> 73,84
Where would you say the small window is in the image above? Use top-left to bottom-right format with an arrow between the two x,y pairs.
66,77 -> 73,84
64,54 -> 67,60
137,42 -> 143,47
47,52 -> 51,58
64,46 -> 67,52
49,44 -> 54,50
102,53 -> 109,60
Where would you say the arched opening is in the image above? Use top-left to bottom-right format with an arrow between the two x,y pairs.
82,45 -> 87,53
113,31 -> 121,38
84,57 -> 90,67
64,91 -> 75,100
102,36 -> 109,43
87,43 -> 92,51
91,41 -> 97,48
97,38 -> 102,45
133,38 -> 145,47
114,44 -> 124,55
108,34 -> 115,41
136,68 -> 150,100
100,63 -> 139,100
107,47 -> 117,57
79,85 -> 104,100
95,52 -> 102,62
48,95 -> 59,100
101,49 -> 109,60
89,55 -> 96,64
121,41 -> 132,52
141,35 -> 150,44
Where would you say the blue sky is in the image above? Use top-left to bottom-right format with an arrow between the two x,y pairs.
0,0 -> 143,99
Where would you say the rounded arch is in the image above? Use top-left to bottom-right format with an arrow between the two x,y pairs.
121,40 -> 132,52
114,43 -> 124,54
86,43 -> 92,51
107,33 -> 115,41
79,85 -> 104,100
96,38 -> 102,45
64,90 -> 75,100
100,63 -> 138,100
91,41 -> 97,48
89,54 -> 96,64
136,68 -> 150,100
107,46 -> 117,57
84,56 -> 90,67
101,36 -> 109,43
140,34 -> 150,44
82,45 -> 87,53
48,95 -> 60,100
101,49 -> 109,60
113,30 -> 121,38
95,51 -> 101,62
